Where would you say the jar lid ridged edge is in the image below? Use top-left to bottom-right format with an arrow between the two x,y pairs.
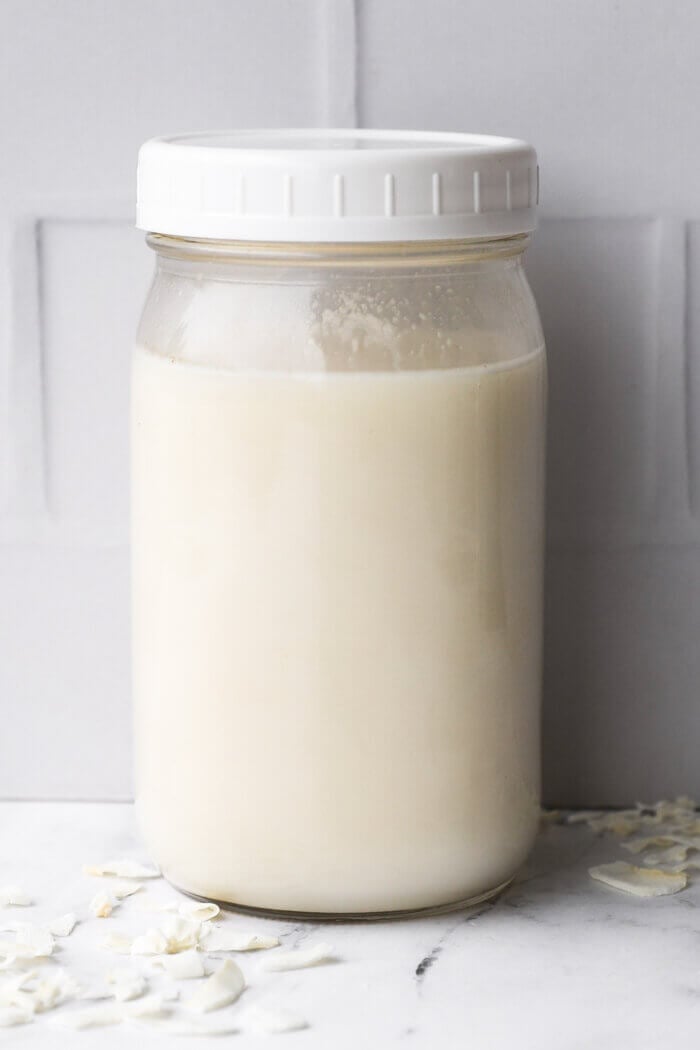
136,128 -> 538,243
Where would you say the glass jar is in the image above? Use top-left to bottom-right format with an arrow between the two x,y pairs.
132,130 -> 546,919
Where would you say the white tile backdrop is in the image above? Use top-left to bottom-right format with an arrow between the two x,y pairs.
1,0 -> 697,804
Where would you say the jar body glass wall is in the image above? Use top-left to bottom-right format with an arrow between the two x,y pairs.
132,236 -> 546,918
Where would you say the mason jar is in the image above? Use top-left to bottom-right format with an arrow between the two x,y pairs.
132,130 -> 546,919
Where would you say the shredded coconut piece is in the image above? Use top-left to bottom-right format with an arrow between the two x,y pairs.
131,916 -> 201,957
262,942 -> 335,972
153,951 -> 206,979
0,973 -> 35,1012
137,1014 -> 237,1036
0,969 -> 36,998
586,812 -> 641,836
642,844 -> 689,867
90,892 -> 114,919
186,959 -> 245,1013
658,796 -> 697,819
565,810 -> 603,824
110,881 -> 143,900
1,989 -> 35,1016
663,858 -> 700,874
50,1002 -> 125,1029
589,861 -> 687,896
124,993 -> 168,1018
34,969 -> 80,1011
670,818 -> 700,835
53,994 -> 168,1029
201,928 -> 280,953
199,920 -> 214,940
242,1003 -> 308,1034
48,913 -> 77,938
0,886 -> 32,908
107,970 -> 147,1002
0,966 -> 78,1017
0,924 -> 55,962
161,916 -> 201,953
131,929 -> 169,956
634,797 -> 698,826
0,1006 -> 32,1026
84,859 -> 160,880
620,835 -> 677,854
101,932 -> 133,955
178,901 -> 220,922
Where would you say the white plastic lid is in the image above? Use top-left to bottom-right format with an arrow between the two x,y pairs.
136,129 -> 538,244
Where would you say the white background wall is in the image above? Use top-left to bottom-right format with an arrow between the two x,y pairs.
1,0 -> 698,806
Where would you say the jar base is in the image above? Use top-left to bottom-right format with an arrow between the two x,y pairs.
166,876 -> 513,923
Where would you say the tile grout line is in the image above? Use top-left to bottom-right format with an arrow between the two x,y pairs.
652,219 -> 694,521
8,216 -> 48,516
683,221 -> 695,517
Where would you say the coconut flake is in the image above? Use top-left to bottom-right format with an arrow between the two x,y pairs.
186,959 -> 245,1013
621,831 -> 700,856
0,967 -> 78,1016
621,835 -> 678,854
178,901 -> 220,922
90,892 -> 114,919
102,932 -> 133,955
0,970 -> 36,998
110,881 -> 144,900
565,810 -> 604,825
48,913 -> 77,938
153,950 -> 206,979
587,812 -> 641,836
0,972 -> 36,1012
675,834 -> 700,851
161,916 -> 202,953
124,993 -> 168,1018
642,844 -> 690,867
2,988 -> 35,1016
107,969 -> 147,1002
0,924 -> 55,962
50,1002 -> 125,1029
137,1015 -> 238,1036
201,929 -> 280,953
199,920 -> 215,941
671,818 -> 700,836
17,925 -> 54,957
663,795 -> 697,817
589,861 -> 687,896
0,1006 -> 32,1027
242,1004 -> 308,1034
636,797 -> 698,826
34,969 -> 80,1011
0,954 -> 49,974
84,859 -> 160,880
262,942 -> 335,972
130,916 -> 201,957
131,929 -> 169,956
53,993 -> 168,1029
0,887 -> 32,908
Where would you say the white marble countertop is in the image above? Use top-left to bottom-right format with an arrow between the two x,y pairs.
0,801 -> 696,1047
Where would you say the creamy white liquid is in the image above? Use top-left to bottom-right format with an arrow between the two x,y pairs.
132,342 -> 545,914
